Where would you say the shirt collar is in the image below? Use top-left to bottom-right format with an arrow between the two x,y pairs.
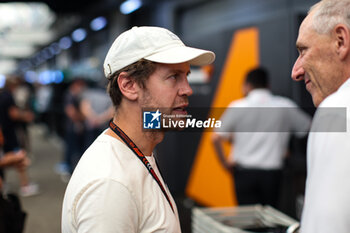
247,88 -> 272,98
337,77 -> 350,92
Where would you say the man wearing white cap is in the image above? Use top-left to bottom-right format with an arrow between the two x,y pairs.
62,26 -> 215,233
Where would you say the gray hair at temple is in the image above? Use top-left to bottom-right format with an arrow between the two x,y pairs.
310,0 -> 350,34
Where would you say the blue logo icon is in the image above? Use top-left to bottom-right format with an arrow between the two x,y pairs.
143,110 -> 161,129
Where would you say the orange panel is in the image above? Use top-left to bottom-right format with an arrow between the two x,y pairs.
186,27 -> 259,207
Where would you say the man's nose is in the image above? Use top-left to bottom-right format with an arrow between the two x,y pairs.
179,79 -> 193,97
291,57 -> 305,81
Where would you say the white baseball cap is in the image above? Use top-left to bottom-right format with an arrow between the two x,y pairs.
103,26 -> 215,78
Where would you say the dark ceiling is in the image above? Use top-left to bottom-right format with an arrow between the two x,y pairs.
45,0 -> 100,13
0,0 -> 107,13
0,0 -> 178,14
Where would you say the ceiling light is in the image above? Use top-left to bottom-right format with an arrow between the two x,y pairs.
90,16 -> 107,31
19,60 -> 32,71
49,42 -> 61,55
24,70 -> 37,83
41,48 -> 53,60
0,74 -> 5,88
71,28 -> 87,42
120,0 -> 142,15
38,70 -> 64,85
3,30 -> 54,45
59,36 -> 72,50
53,70 -> 64,83
0,44 -> 36,58
0,59 -> 16,75
0,2 -> 55,31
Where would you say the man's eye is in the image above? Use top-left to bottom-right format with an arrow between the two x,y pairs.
298,47 -> 306,55
169,74 -> 178,80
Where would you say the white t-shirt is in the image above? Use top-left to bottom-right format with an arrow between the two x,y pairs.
61,131 -> 181,233
300,78 -> 350,233
217,89 -> 311,169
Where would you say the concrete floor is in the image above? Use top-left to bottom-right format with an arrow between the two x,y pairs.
6,125 -> 66,233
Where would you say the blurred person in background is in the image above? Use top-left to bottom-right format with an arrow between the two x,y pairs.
212,67 -> 311,208
62,26 -> 215,232
0,124 -> 27,233
55,78 -> 86,176
0,77 -> 39,197
80,83 -> 114,150
0,124 -> 30,187
12,76 -> 36,153
34,82 -> 53,133
291,0 -> 350,232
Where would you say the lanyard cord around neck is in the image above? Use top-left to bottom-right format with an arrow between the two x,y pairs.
109,120 -> 174,213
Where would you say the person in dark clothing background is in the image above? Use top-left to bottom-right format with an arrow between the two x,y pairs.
55,79 -> 86,176
0,77 -> 39,197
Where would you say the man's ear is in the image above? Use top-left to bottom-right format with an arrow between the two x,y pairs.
334,24 -> 350,60
117,72 -> 139,101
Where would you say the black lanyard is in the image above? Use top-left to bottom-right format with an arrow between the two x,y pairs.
109,120 -> 174,213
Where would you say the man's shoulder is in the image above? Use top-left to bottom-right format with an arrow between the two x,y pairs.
75,134 -> 145,181
270,95 -> 298,107
83,134 -> 137,165
228,98 -> 248,107
65,136 -> 143,202
229,93 -> 298,108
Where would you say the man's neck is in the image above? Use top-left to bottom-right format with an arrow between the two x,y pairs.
106,108 -> 164,156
